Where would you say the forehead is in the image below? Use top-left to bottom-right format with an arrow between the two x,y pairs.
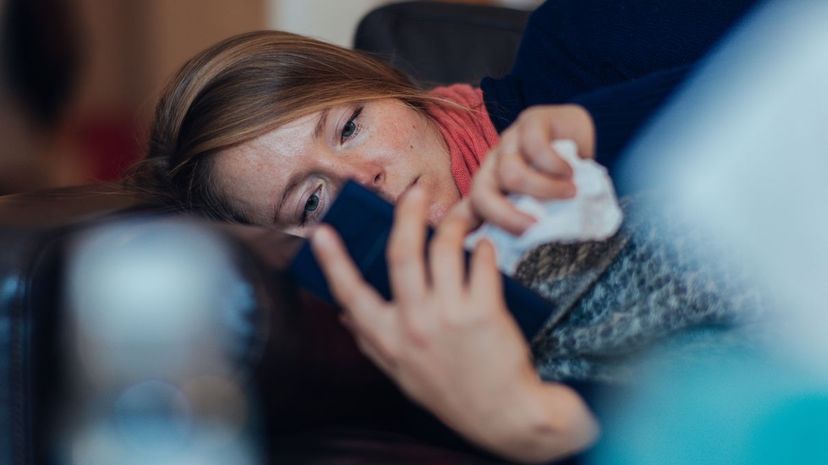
211,111 -> 321,223
240,111 -> 320,160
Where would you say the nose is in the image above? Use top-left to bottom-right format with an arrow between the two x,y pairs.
340,160 -> 385,191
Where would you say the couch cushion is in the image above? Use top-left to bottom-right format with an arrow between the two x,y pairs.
354,1 -> 529,85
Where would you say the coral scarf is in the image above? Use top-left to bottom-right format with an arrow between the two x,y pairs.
426,84 -> 500,196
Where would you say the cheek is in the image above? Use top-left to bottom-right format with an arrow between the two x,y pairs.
366,121 -> 427,175
383,118 -> 422,152
397,120 -> 443,169
427,184 -> 462,225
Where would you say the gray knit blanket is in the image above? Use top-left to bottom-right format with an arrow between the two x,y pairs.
515,197 -> 769,383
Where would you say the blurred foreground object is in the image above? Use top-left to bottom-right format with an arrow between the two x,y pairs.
59,218 -> 269,465
593,0 -> 828,463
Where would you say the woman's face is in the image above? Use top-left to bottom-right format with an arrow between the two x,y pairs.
212,98 -> 459,236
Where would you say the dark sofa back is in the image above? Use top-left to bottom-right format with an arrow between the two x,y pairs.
354,1 -> 529,85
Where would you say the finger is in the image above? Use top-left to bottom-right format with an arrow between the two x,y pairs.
429,199 -> 478,296
498,149 -> 576,200
339,311 -> 397,373
387,185 -> 429,303
352,331 -> 397,375
469,238 -> 503,304
519,115 -> 574,177
470,159 -> 536,235
311,224 -> 390,323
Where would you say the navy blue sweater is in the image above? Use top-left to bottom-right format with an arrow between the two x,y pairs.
481,0 -> 758,183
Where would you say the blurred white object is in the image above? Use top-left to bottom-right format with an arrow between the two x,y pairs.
466,139 -> 623,274
67,219 -> 251,380
63,218 -> 259,465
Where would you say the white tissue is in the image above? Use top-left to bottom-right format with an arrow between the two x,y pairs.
465,140 -> 623,274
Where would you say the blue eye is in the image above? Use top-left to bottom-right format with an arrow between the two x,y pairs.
342,120 -> 357,139
304,193 -> 320,213
300,189 -> 322,226
340,107 -> 363,143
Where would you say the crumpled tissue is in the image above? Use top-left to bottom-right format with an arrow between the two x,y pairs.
465,139 -> 623,274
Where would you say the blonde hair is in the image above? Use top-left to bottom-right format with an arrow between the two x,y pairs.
134,30 -> 445,221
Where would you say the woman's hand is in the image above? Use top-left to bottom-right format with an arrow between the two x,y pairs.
310,186 -> 597,463
471,104 -> 596,235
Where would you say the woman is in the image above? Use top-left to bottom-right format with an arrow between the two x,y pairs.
134,1 -> 761,462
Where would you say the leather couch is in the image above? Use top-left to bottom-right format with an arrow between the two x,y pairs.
0,2 -> 532,464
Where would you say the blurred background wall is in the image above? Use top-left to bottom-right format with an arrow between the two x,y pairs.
0,0 -> 540,195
